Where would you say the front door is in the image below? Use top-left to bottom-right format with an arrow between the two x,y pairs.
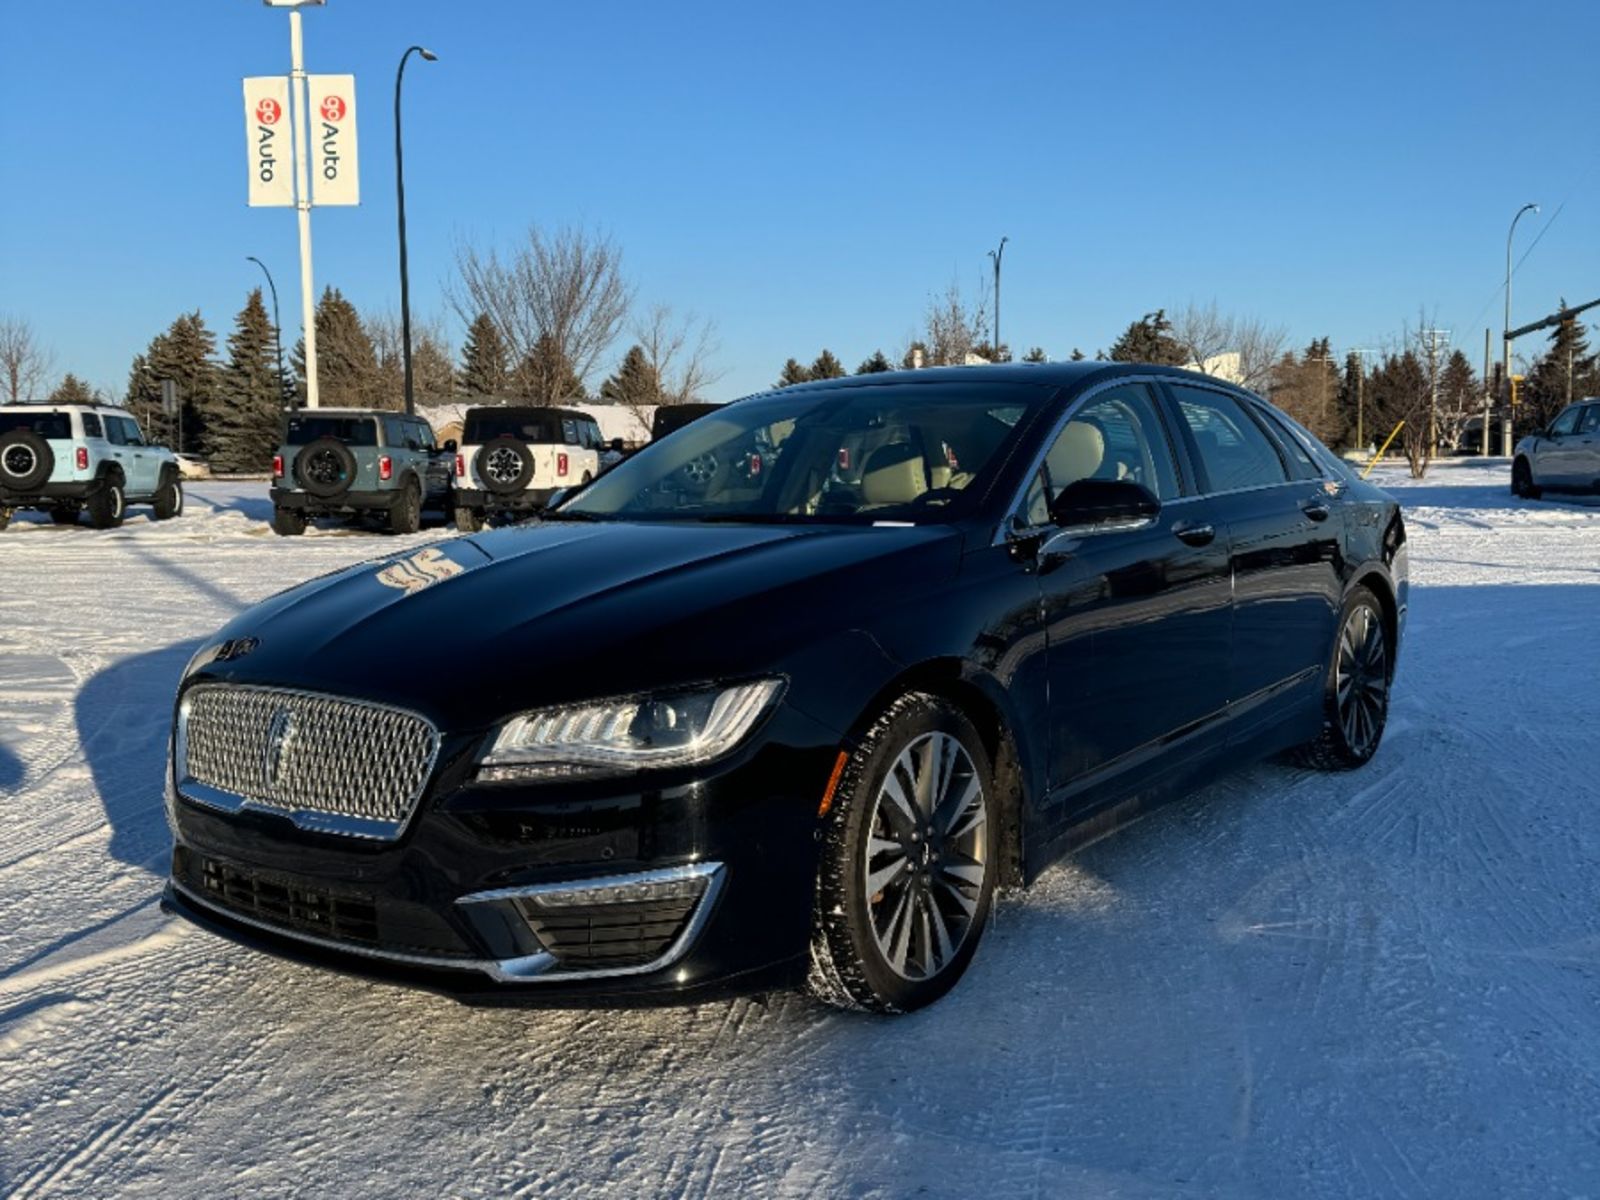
1026,381 -> 1233,823
1537,404 -> 1587,487
1572,403 -> 1600,488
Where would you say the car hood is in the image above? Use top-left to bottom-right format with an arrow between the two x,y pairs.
191,519 -> 961,729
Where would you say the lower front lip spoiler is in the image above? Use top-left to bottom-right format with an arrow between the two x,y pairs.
165,861 -> 726,985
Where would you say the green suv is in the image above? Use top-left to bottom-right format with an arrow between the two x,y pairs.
270,409 -> 453,536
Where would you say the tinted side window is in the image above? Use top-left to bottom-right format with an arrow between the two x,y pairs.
1580,406 -> 1600,435
105,418 -> 128,446
1025,384 -> 1180,524
562,418 -> 579,445
1250,402 -> 1322,479
1551,406 -> 1583,436
1169,385 -> 1288,493
119,418 -> 145,446
382,416 -> 407,448
81,413 -> 104,439
413,421 -> 435,451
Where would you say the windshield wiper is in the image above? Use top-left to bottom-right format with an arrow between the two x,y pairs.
693,512 -> 835,525
538,508 -> 606,522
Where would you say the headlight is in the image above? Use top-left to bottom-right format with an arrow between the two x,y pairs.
477,679 -> 785,782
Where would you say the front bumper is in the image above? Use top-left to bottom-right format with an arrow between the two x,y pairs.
165,705 -> 839,1001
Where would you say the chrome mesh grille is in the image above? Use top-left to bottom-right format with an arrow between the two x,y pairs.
180,685 -> 438,832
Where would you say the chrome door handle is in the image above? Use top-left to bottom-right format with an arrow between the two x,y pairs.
1172,521 -> 1215,547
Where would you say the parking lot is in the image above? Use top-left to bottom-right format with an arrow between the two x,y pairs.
2,459 -> 1599,1198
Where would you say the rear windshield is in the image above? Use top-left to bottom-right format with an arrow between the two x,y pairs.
285,416 -> 379,446
465,413 -> 560,443
0,412 -> 72,439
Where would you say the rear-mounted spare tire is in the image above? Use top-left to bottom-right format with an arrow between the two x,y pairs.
475,436 -> 533,496
293,436 -> 358,499
0,429 -> 54,492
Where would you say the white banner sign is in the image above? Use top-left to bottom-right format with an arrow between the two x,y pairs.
308,74 -> 359,206
242,76 -> 293,207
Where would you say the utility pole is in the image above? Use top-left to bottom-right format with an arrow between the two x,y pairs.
1350,348 -> 1376,453
266,0 -> 326,407
1420,329 -> 1450,457
1482,328 -> 1492,457
986,236 -> 1008,363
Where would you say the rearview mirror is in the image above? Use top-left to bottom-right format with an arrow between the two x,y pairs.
1048,478 -> 1161,532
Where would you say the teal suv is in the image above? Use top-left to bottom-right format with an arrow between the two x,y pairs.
270,410 -> 453,536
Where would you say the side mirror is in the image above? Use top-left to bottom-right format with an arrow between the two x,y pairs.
1048,478 -> 1161,532
610,438 -> 624,452
442,439 -> 458,454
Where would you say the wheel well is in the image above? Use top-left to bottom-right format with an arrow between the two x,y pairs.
850,661 -> 1027,889
96,463 -> 125,487
1353,570 -> 1398,678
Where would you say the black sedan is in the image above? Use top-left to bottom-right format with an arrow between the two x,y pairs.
163,363 -> 1408,1012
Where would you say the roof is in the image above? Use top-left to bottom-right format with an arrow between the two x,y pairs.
754,360 -> 1248,397
461,404 -> 597,422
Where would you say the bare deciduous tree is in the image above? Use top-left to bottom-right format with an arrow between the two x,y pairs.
449,226 -> 632,397
370,312 -> 456,409
0,315 -> 54,404
1170,301 -> 1287,390
636,304 -> 723,405
921,279 -> 989,366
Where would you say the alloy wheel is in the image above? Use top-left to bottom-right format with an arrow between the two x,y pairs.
1335,604 -> 1388,758
485,446 -> 522,485
863,732 -> 988,981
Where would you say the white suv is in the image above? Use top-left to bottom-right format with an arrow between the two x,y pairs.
0,404 -> 183,530
451,405 -> 606,531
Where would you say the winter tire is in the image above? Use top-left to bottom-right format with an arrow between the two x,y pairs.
272,506 -> 307,537
87,479 -> 125,530
389,480 -> 422,534
1296,585 -> 1390,771
808,692 -> 997,1013
1511,458 -> 1541,500
0,429 -> 54,491
476,437 -> 533,496
293,437 -> 358,500
152,474 -> 183,520
454,505 -> 484,533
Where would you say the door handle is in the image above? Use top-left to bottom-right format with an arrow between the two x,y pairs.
1172,521 -> 1215,547
1301,501 -> 1331,521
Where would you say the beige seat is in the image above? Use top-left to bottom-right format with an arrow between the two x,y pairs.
860,443 -> 927,507
1046,420 -> 1105,489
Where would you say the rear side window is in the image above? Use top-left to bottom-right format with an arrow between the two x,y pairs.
1169,385 -> 1289,493
105,417 -> 129,446
285,416 -> 378,446
562,418 -> 579,445
0,412 -> 73,439
81,413 -> 104,438
1249,402 -> 1322,479
1579,406 -> 1600,435
118,417 -> 145,446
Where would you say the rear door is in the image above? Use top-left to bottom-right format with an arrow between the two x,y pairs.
1027,380 -> 1233,822
1163,382 -> 1343,733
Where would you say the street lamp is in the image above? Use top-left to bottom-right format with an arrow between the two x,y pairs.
246,256 -> 289,407
986,236 -> 1008,363
1503,202 -> 1538,435
395,44 -> 438,417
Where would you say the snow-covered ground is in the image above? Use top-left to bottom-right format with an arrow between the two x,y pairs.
2,461 -> 1598,1198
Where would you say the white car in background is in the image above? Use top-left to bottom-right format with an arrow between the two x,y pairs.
451,405 -> 606,531
1512,398 -> 1600,498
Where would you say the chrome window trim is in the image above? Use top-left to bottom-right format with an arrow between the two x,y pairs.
172,861 -> 727,985
174,683 -> 442,842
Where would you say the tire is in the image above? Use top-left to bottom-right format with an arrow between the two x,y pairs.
475,437 -> 533,496
272,506 -> 307,537
0,429 -> 54,491
152,473 -> 183,520
389,480 -> 422,534
808,692 -> 997,1013
1296,585 -> 1391,771
292,437 -> 358,500
50,504 -> 80,526
86,479 -> 125,530
1512,457 -> 1541,500
454,505 -> 484,533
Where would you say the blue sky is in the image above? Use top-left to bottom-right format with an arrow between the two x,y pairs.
2,0 -> 1595,401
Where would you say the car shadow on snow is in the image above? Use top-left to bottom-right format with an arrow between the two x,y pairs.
0,741 -> 23,793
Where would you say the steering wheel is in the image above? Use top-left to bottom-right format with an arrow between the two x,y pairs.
905,486 -> 963,511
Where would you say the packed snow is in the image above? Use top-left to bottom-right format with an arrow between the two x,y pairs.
2,460 -> 1598,1198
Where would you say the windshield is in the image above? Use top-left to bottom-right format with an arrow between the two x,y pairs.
465,411 -> 562,443
561,381 -> 1050,524
285,416 -> 378,446
0,412 -> 72,439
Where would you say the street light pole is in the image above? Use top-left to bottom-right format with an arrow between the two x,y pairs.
986,236 -> 1008,363
1503,201 -> 1538,448
395,45 -> 437,418
246,256 -> 288,406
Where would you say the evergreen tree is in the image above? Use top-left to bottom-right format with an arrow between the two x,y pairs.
1069,348 -> 1086,361
1525,303 -> 1600,427
1022,347 -> 1048,364
515,332 -> 586,402
412,328 -> 457,408
125,312 -> 219,454
47,374 -> 95,405
809,349 -> 846,380
292,287 -> 385,409
207,289 -> 283,471
601,345 -> 662,406
1107,310 -> 1186,365
855,350 -> 893,375
775,358 -> 811,388
459,311 -> 509,397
